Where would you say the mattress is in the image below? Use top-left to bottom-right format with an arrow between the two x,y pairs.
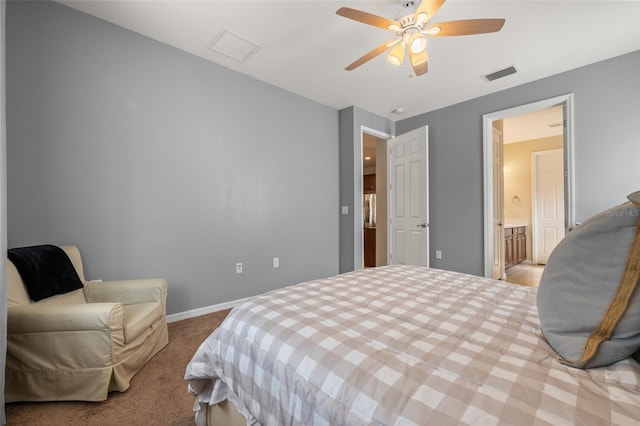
185,265 -> 640,425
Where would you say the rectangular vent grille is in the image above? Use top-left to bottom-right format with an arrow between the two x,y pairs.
482,65 -> 518,82
208,30 -> 261,63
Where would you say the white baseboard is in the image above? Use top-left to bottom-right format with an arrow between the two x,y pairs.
166,296 -> 252,323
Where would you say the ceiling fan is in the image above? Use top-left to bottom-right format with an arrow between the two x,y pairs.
336,0 -> 505,77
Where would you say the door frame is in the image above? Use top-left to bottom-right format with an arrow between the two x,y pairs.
355,126 -> 392,270
482,94 -> 576,278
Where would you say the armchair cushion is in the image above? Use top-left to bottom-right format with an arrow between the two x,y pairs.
8,244 -> 83,302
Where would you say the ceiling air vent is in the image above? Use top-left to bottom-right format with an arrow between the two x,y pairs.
482,65 -> 518,82
208,29 -> 261,63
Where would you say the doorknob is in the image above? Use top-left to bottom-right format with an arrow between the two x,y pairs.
417,223 -> 427,228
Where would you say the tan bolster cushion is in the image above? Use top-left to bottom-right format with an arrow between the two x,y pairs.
8,302 -> 124,333
85,279 -> 167,305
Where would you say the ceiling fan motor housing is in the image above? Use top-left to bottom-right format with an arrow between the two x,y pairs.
397,14 -> 418,29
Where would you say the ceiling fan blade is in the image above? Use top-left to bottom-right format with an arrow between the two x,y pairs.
410,50 -> 429,76
345,40 -> 396,71
336,7 -> 399,30
414,0 -> 446,21
427,19 -> 505,36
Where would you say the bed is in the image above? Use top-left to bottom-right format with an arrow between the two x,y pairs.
185,265 -> 640,425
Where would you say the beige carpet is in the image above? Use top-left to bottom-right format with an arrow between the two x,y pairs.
5,309 -> 231,425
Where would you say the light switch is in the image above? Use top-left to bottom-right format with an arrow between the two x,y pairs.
341,206 -> 349,215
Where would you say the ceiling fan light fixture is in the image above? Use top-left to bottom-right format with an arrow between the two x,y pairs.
409,33 -> 427,54
411,49 -> 428,66
387,42 -> 405,65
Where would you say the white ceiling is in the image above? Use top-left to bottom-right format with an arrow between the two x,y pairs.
58,1 -> 640,120
503,105 -> 563,144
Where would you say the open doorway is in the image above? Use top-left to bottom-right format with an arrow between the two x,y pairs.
362,132 -> 388,267
483,94 -> 576,285
501,108 -> 564,286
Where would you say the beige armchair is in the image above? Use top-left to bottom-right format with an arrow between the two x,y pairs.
6,245 -> 169,402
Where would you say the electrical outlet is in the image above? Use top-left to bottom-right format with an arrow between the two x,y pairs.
273,257 -> 279,268
435,250 -> 442,260
236,262 -> 243,274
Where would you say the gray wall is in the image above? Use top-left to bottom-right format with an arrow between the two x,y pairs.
339,106 -> 394,273
6,1 -> 339,315
397,51 -> 640,276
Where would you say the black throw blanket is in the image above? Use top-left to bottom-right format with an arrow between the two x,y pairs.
8,244 -> 84,302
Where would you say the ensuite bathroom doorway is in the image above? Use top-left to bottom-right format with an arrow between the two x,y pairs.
483,94 -> 576,286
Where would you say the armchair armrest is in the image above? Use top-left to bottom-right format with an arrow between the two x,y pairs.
85,278 -> 167,306
7,303 -> 124,333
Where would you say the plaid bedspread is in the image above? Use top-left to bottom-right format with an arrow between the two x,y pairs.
185,265 -> 640,425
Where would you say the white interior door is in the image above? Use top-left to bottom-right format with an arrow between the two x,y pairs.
492,126 -> 505,279
533,149 -> 565,264
389,127 -> 429,266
